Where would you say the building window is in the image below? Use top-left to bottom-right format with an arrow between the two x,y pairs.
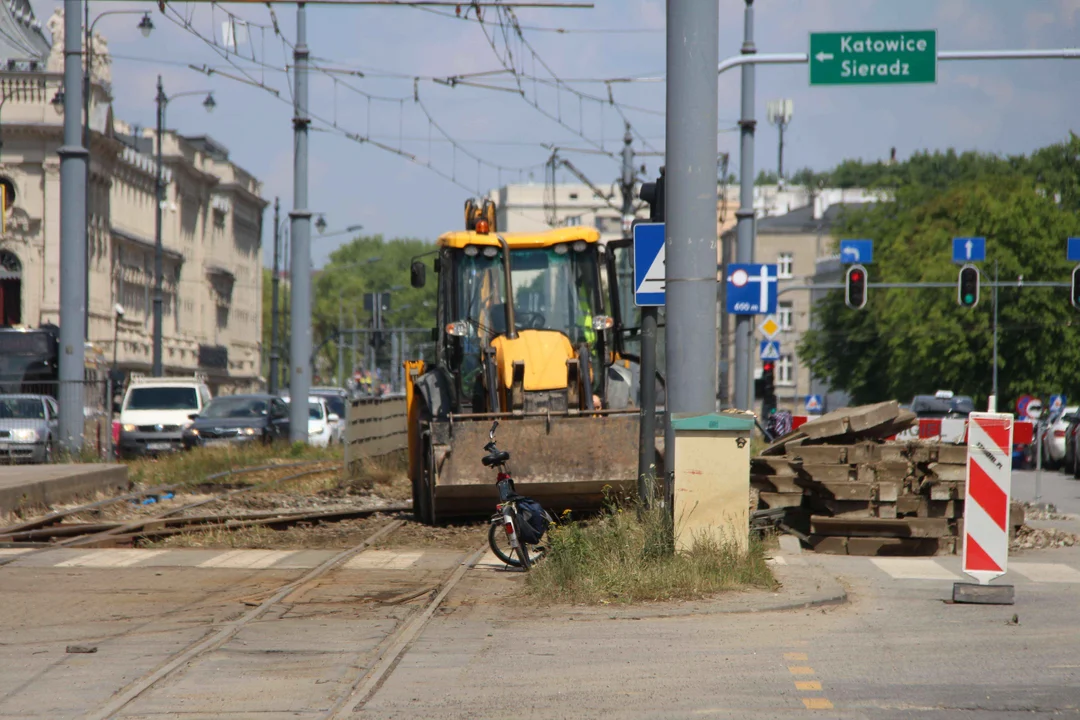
777,252 -> 794,279
778,302 -> 793,331
777,354 -> 794,386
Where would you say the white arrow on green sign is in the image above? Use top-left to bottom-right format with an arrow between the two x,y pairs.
810,30 -> 936,85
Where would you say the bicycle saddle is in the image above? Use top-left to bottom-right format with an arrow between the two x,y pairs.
482,449 -> 510,467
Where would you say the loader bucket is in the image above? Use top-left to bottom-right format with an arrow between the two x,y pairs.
427,411 -> 649,520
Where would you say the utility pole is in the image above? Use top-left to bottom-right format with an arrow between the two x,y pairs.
665,0 -> 719,500
288,2 -> 312,441
269,197 -> 281,394
152,76 -> 166,376
58,0 -> 87,452
766,98 -> 793,185
337,299 -> 345,387
733,0 -> 757,412
625,125 -> 657,508
991,259 -> 999,411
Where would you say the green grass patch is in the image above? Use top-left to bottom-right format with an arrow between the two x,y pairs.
124,442 -> 343,489
525,502 -> 776,605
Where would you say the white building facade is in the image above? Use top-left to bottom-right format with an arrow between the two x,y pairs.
0,4 -> 267,392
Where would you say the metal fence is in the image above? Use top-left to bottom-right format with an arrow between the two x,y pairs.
0,379 -> 116,464
343,396 -> 407,482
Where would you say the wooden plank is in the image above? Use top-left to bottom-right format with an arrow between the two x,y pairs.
791,445 -> 848,465
857,461 -> 911,484
750,457 -> 799,476
759,491 -> 804,509
809,499 -> 874,518
798,464 -> 855,483
751,475 -> 802,494
809,481 -> 874,501
809,516 -> 951,538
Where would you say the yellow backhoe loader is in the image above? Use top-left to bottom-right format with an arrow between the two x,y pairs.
405,199 -> 659,523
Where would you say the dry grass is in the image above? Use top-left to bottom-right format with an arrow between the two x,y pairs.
525,502 -> 777,605
123,442 -> 344,490
142,514 -> 397,550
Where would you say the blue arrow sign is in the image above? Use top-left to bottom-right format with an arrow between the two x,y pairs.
805,394 -> 824,414
1068,238 -> 1080,262
633,223 -> 665,307
839,239 -> 873,264
760,340 -> 781,360
726,263 -> 778,315
952,237 -> 986,263
1050,394 -> 1066,414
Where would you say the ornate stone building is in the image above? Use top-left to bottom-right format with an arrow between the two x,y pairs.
0,3 -> 266,392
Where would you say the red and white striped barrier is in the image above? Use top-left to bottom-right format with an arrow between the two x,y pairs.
962,413 -> 1014,584
789,415 -> 1034,445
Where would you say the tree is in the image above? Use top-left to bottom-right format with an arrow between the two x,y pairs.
311,235 -> 437,382
799,163 -> 1080,408
755,169 -> 779,186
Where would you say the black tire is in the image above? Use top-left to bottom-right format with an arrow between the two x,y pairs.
415,437 -> 435,525
488,521 -> 522,567
1073,449 -> 1080,479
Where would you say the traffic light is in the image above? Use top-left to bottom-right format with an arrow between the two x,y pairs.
1072,265 -> 1080,309
757,360 -> 777,416
639,166 -> 665,222
845,264 -> 867,309
958,264 -> 979,308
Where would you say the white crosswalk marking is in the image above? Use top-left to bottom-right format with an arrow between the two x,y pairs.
197,549 -> 296,569
1010,563 -> 1080,583
0,548 -> 34,557
55,549 -> 168,568
343,550 -> 424,570
870,558 -> 961,581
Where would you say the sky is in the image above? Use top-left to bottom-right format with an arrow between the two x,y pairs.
35,0 -> 1080,268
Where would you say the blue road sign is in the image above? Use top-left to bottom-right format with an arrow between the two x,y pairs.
760,340 -> 781,360
1050,394 -> 1066,414
805,394 -> 824,414
839,239 -> 873,264
1068,238 -> 1080,262
633,223 -> 665,307
952,237 -> 986,263
726,263 -> 778,315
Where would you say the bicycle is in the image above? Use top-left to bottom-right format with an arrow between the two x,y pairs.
482,420 -> 554,570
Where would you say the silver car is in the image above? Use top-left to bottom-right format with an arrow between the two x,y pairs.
0,394 -> 58,464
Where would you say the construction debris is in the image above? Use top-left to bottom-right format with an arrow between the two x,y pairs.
1011,525 -> 1080,551
752,401 -> 1024,557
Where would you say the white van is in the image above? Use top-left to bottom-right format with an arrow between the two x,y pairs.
118,375 -> 212,457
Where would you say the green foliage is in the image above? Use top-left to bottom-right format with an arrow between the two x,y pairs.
310,235 -> 437,381
800,134 -> 1080,407
755,169 -> 779,186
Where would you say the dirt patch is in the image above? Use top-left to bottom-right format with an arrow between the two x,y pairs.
143,512 -> 406,549
373,518 -> 488,550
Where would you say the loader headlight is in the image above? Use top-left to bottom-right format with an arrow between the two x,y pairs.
572,240 -> 587,253
553,243 -> 569,255
464,245 -> 479,257
445,320 -> 469,337
592,315 -> 614,331
482,246 -> 498,258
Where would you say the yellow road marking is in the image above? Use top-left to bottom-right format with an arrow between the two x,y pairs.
795,681 -> 822,691
788,666 -> 815,675
802,698 -> 834,710
784,652 -> 808,661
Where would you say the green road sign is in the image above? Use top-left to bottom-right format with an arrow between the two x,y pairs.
810,31 -> 936,86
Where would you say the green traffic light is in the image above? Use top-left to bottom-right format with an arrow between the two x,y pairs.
964,294 -> 974,304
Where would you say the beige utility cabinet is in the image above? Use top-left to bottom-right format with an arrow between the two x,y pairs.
670,412 -> 755,553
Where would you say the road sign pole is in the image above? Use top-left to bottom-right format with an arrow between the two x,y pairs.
992,259 -> 999,404
665,0 -> 719,508
733,0 -> 756,412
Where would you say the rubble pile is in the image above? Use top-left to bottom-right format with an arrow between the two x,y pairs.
1011,525 -> 1080,551
752,401 -> 1024,557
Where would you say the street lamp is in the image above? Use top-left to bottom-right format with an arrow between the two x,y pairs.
313,218 -> 363,240
152,77 -> 217,376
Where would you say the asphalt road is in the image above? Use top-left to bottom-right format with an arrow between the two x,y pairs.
3,542 -> 1079,718
1012,467 -> 1080,515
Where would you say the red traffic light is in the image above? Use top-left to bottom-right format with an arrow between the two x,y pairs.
845,263 -> 868,310
763,361 -> 774,373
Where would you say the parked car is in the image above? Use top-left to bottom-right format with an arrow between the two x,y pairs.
283,396 -> 341,447
908,391 -> 974,418
282,387 -> 348,445
182,394 -> 290,449
1039,406 -> 1078,470
119,375 -> 212,458
1063,413 -> 1080,475
0,394 -> 58,464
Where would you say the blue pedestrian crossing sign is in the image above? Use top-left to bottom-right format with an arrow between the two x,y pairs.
952,237 -> 986,263
840,239 -> 873,264
1068,238 -> 1080,262
633,223 -> 665,307
726,263 -> 778,315
759,340 -> 781,360
805,394 -> 824,414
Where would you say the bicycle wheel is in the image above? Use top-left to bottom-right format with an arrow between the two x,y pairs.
488,521 -> 522,567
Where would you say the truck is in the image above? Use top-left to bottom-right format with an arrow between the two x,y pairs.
404,199 -> 662,523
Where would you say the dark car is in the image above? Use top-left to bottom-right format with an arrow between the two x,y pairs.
182,394 -> 290,449
908,393 -> 974,418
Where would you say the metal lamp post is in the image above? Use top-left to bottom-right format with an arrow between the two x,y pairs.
152,78 -> 216,376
